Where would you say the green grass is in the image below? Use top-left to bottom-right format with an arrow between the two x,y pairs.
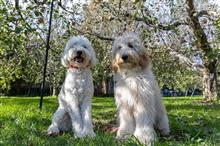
0,96 -> 220,146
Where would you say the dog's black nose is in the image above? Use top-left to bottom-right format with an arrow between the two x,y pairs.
77,50 -> 82,55
122,54 -> 128,61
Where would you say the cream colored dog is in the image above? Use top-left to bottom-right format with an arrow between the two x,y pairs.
112,32 -> 170,145
47,36 -> 96,138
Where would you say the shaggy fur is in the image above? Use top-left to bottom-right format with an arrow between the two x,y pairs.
112,32 -> 170,145
47,36 -> 96,138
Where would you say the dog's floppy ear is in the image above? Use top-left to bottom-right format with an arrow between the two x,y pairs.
61,54 -> 70,67
112,58 -> 118,73
139,52 -> 150,69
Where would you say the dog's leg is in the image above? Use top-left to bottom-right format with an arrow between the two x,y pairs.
133,105 -> 156,145
68,102 -> 84,138
117,107 -> 135,139
155,91 -> 170,136
47,107 -> 66,136
58,112 -> 72,132
157,114 -> 170,136
81,97 -> 96,137
155,104 -> 170,136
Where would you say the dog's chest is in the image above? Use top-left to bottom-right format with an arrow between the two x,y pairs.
115,77 -> 139,107
64,70 -> 93,97
115,75 -> 154,107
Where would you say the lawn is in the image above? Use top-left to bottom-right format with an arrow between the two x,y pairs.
0,96 -> 220,146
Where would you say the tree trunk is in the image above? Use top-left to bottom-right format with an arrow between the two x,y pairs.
52,76 -> 60,96
101,80 -> 107,95
52,85 -> 59,96
27,85 -> 31,96
214,71 -> 220,100
202,69 -> 215,101
52,87 -> 56,96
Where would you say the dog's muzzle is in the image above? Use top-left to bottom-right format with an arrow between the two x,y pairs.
122,54 -> 128,62
72,50 -> 85,63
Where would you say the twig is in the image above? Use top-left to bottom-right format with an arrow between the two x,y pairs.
74,27 -> 114,41
58,0 -> 80,15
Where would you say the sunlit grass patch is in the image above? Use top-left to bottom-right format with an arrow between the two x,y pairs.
0,96 -> 219,146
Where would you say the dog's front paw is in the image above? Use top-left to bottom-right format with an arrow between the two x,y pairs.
47,125 -> 60,136
74,130 -> 85,138
116,135 -> 130,142
116,128 -> 131,140
134,129 -> 156,145
160,128 -> 170,136
84,130 -> 96,137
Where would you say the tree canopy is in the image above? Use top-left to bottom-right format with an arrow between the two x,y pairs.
0,0 -> 219,100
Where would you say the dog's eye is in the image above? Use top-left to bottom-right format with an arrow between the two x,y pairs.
82,45 -> 87,49
128,42 -> 133,48
118,46 -> 122,50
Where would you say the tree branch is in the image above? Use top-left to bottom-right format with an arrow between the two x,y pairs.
157,30 -> 204,71
195,10 -> 219,18
118,0 -> 122,11
15,1 -> 46,44
33,0 -> 47,5
186,0 -> 211,54
158,21 -> 189,30
168,49 -> 193,66
58,0 -> 80,15
74,27 -> 114,41
167,48 -> 204,72
135,16 -> 189,30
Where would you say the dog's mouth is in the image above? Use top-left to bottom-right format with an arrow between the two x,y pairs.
118,58 -> 132,65
122,60 -> 129,64
74,56 -> 84,63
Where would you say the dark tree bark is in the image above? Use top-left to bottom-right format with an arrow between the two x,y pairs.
214,65 -> 220,100
202,69 -> 215,101
186,0 -> 218,100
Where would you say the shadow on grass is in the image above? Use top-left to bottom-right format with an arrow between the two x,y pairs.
0,97 -> 219,145
92,105 -> 115,110
163,96 -> 201,100
166,103 -> 220,112
0,98 -> 57,106
93,97 -> 114,102
162,102 -> 220,144
0,112 -> 120,146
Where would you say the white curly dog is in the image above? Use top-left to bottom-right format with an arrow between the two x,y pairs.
47,36 -> 96,138
112,32 -> 170,145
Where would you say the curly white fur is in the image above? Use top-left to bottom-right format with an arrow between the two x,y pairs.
112,32 -> 170,145
47,36 -> 96,138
